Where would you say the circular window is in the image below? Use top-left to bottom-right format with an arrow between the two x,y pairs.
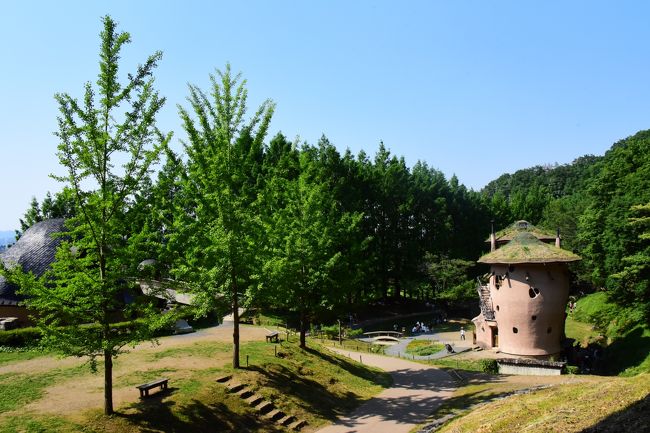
513,327 -> 518,334
529,287 -> 541,299
496,305 -> 500,311
531,315 -> 537,321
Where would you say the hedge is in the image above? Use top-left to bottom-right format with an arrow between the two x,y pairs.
0,327 -> 42,347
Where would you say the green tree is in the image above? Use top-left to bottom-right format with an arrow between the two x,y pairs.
261,143 -> 360,348
610,202 -> 650,320
174,65 -> 274,368
578,130 -> 650,287
3,16 -> 172,415
424,253 -> 474,302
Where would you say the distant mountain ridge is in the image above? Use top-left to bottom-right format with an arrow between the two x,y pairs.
0,230 -> 16,247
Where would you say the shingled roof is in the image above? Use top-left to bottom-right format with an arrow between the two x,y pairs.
0,219 -> 66,306
478,231 -> 581,264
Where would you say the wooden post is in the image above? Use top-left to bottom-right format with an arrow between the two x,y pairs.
338,320 -> 342,345
246,355 -> 249,367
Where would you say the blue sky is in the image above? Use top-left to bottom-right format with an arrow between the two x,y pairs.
1,1 -> 650,230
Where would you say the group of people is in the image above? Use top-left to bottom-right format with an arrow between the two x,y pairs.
411,321 -> 430,333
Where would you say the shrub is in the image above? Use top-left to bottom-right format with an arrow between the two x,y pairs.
565,365 -> 580,375
320,324 -> 340,339
0,327 -> 42,347
479,358 -> 499,374
346,328 -> 364,338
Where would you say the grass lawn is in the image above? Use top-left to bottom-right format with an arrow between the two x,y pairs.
405,340 -> 445,356
564,316 -> 602,347
0,326 -> 391,433
0,347 -> 51,366
434,373 -> 650,433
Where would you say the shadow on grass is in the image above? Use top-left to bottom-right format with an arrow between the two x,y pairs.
304,346 -> 393,388
247,361 -> 358,421
602,326 -> 650,375
423,371 -> 535,420
117,387 -> 284,433
579,394 -> 650,433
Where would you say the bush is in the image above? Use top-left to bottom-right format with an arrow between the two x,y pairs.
346,328 -> 364,338
320,324 -> 340,339
0,327 -> 42,347
479,358 -> 499,374
565,365 -> 580,375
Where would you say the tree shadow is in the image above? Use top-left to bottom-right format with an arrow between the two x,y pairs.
247,362 -> 359,421
602,326 -> 650,375
117,388 -> 285,433
303,346 -> 393,387
579,394 -> 650,433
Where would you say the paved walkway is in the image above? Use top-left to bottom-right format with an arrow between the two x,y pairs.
381,331 -> 473,360
315,348 -> 456,433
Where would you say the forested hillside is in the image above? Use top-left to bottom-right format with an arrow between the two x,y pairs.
481,129 -> 650,331
17,129 -> 650,329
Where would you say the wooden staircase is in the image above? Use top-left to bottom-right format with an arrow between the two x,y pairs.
477,282 -> 495,320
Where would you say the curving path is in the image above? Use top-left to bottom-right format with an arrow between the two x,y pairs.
315,348 -> 456,433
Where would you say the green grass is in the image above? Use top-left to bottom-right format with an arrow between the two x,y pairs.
0,347 -> 50,366
0,337 -> 392,433
0,415 -> 81,433
569,293 -> 650,375
316,337 -> 386,354
564,316 -> 602,347
405,340 -> 445,356
426,357 -> 484,372
605,324 -> 650,376
436,374 -> 650,433
148,341 -> 231,360
0,364 -> 87,413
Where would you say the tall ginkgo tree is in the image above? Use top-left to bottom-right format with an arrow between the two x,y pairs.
174,65 -> 274,368
2,16 -> 173,415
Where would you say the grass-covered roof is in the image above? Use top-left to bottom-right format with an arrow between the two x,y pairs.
485,220 -> 556,243
479,231 -> 581,264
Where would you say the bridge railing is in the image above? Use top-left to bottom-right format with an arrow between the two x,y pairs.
362,330 -> 404,338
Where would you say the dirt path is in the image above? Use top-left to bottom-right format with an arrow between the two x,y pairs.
315,348 -> 456,433
2,324 -> 269,418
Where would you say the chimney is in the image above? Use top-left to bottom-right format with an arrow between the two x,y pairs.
490,220 -> 496,252
555,227 -> 561,248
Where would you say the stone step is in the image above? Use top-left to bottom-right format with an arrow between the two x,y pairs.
215,374 -> 232,383
278,414 -> 296,426
289,419 -> 307,431
236,388 -> 253,399
246,394 -> 265,406
265,408 -> 285,421
256,400 -> 274,414
227,382 -> 246,393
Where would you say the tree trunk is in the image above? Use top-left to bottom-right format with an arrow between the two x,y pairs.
299,311 -> 307,349
104,350 -> 114,415
232,286 -> 240,369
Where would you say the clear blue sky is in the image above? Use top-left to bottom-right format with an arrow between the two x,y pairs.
2,1 -> 650,230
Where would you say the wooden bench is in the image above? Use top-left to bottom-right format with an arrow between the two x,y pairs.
136,378 -> 169,397
266,331 -> 279,343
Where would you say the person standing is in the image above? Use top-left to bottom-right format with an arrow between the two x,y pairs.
460,327 -> 466,341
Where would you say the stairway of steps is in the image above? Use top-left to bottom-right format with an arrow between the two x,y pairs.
215,375 -> 307,431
